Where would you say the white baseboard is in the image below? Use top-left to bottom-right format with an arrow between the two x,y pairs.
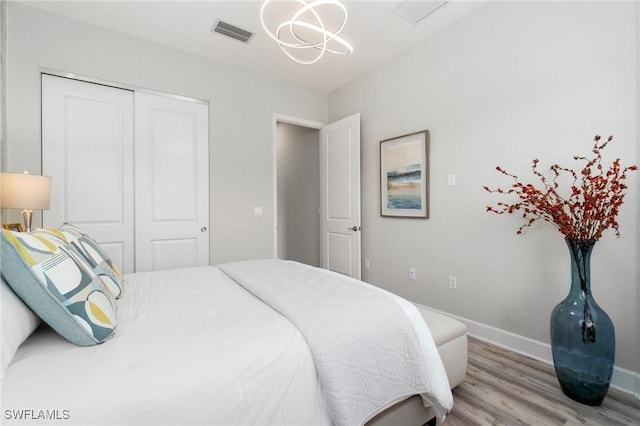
415,303 -> 640,400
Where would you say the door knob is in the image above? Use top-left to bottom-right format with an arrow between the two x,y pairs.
347,226 -> 361,231
201,226 -> 208,233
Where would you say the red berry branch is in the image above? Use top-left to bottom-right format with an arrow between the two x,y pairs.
484,135 -> 638,240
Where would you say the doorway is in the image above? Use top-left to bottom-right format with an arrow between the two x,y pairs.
276,121 -> 321,267
273,113 -> 362,278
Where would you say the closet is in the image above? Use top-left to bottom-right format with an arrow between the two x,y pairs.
42,74 -> 209,273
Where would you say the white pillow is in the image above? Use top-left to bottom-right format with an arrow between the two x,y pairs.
1,275 -> 40,379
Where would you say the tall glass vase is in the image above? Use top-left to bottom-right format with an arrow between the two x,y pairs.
550,239 -> 615,406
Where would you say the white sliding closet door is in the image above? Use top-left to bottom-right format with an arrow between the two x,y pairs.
42,75 -> 135,273
42,75 -> 210,273
134,93 -> 209,272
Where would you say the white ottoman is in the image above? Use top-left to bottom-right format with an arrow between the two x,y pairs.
368,305 -> 468,425
416,305 -> 468,388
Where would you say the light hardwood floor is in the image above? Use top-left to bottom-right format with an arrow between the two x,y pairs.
444,336 -> 640,425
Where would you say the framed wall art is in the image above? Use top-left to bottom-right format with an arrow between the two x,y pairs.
380,130 -> 429,218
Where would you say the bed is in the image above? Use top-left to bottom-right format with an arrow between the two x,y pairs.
1,226 -> 467,426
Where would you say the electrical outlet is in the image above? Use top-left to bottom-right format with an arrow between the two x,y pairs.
448,276 -> 457,289
364,259 -> 370,269
409,267 -> 416,280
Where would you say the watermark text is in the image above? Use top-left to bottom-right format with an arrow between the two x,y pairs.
4,409 -> 70,421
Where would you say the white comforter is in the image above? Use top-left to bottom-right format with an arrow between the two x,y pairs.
2,261 -> 453,426
2,266 -> 331,426
219,260 -> 453,425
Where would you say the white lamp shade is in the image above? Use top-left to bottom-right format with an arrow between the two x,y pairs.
0,172 -> 52,210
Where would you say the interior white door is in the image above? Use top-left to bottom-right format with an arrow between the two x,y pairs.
320,113 -> 361,279
134,92 -> 209,272
42,74 -> 135,273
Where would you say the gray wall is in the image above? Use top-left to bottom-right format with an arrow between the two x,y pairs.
277,122 -> 320,267
5,0 -> 639,389
5,2 -> 328,263
330,1 -> 639,376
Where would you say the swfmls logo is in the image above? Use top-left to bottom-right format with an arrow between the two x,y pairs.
4,409 -> 70,421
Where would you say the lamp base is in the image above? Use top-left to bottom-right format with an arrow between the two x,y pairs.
21,209 -> 33,233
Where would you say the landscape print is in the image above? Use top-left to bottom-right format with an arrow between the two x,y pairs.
380,130 -> 428,218
387,160 -> 422,209
385,140 -> 422,210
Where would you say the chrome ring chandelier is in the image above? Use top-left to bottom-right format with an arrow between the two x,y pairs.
260,0 -> 354,65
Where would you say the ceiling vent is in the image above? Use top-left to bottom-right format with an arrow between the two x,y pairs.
211,19 -> 254,44
391,1 -> 448,25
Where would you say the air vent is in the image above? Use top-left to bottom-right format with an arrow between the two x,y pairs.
212,19 -> 254,44
391,1 -> 448,25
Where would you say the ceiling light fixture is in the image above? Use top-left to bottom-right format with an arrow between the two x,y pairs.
260,0 -> 353,65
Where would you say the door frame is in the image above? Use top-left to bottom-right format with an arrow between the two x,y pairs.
271,113 -> 325,259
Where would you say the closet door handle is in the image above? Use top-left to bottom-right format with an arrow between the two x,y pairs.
201,227 -> 208,233
347,226 -> 361,231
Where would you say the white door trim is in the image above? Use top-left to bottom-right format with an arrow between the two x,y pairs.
40,68 -> 208,106
271,113 -> 325,258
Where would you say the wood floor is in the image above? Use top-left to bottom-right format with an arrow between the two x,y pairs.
444,336 -> 640,425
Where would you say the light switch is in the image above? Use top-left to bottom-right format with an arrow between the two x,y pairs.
253,206 -> 263,216
447,174 -> 456,187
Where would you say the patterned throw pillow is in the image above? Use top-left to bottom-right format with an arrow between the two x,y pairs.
1,229 -> 117,346
57,223 -> 124,299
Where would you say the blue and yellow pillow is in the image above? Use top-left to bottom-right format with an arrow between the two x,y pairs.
57,223 -> 124,299
0,227 -> 118,345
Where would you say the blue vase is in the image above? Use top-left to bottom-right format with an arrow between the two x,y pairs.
550,239 -> 615,406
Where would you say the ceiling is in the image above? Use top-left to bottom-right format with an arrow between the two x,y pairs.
20,0 -> 487,93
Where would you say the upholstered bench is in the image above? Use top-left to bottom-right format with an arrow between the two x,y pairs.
417,305 -> 468,388
368,305 -> 468,426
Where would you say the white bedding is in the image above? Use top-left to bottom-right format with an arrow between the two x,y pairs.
2,261 -> 453,426
219,260 -> 453,425
1,266 -> 331,426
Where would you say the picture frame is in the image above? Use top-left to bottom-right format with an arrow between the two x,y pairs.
3,222 -> 24,232
380,130 -> 429,218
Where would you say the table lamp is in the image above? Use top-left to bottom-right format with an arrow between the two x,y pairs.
0,171 -> 52,232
